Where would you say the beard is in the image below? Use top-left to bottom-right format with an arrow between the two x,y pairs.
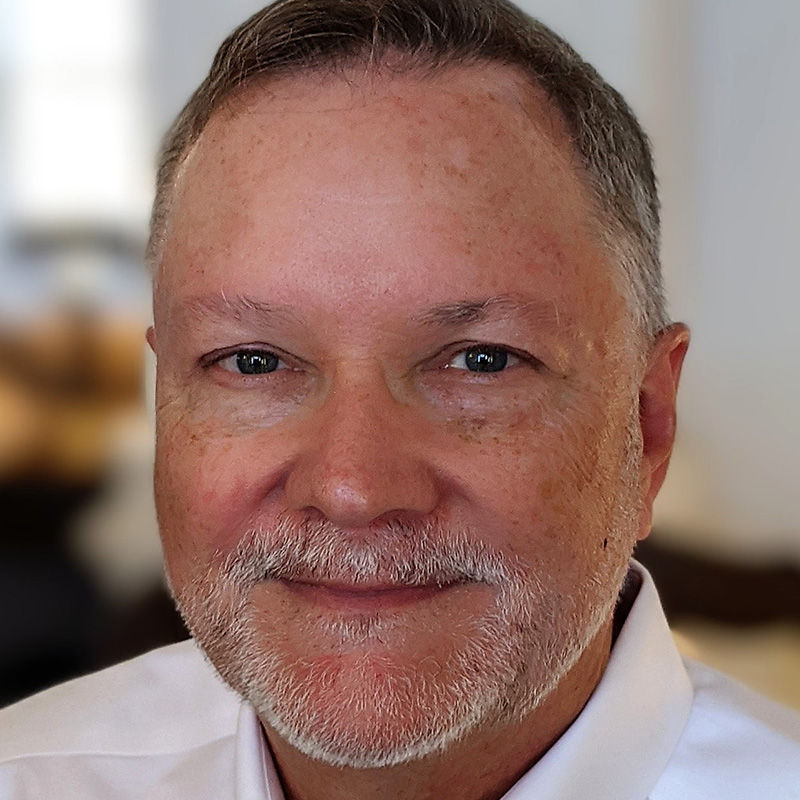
168,513 -> 633,770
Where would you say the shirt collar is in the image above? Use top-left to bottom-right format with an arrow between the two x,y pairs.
232,561 -> 692,800
501,561 -> 693,799
234,702 -> 284,800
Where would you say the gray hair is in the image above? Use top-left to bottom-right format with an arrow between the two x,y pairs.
148,0 -> 670,338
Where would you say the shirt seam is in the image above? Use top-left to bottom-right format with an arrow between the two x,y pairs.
0,734 -> 237,766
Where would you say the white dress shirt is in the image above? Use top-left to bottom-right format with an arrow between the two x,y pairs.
1,563 -> 799,799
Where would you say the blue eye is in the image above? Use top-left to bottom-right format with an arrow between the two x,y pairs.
219,350 -> 283,375
449,346 -> 517,373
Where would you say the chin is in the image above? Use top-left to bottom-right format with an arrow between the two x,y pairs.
249,649 -> 488,769
167,517 -> 632,769
176,574 -> 616,770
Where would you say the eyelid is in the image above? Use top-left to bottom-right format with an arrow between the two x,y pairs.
199,344 -> 301,372
219,352 -> 287,374
433,341 -> 546,372
446,348 -> 519,371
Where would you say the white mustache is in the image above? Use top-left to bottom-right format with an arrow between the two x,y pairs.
218,518 -> 524,589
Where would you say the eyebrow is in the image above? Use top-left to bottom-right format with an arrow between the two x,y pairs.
414,294 -> 564,331
177,292 -> 301,328
175,291 -> 566,335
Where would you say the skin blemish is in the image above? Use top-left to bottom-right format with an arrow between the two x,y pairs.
447,137 -> 471,172
447,415 -> 489,445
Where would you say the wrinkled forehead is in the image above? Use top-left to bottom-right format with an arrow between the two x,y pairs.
155,63 -> 635,360
228,58 -> 578,146
163,64 -> 594,257
172,61 -> 585,218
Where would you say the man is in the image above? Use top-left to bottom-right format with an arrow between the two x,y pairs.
2,1 -> 799,797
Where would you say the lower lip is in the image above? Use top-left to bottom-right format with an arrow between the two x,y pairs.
279,579 -> 460,612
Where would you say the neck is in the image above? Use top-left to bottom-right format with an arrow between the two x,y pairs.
262,619 -> 613,800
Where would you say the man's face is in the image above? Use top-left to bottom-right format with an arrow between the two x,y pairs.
152,65 -> 652,767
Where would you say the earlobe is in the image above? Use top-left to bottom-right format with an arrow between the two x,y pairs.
146,326 -> 157,353
637,323 -> 690,539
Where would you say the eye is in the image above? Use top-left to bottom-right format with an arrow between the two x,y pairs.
447,346 -> 519,373
217,349 -> 285,375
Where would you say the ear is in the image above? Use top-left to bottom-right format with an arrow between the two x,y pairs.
637,323 -> 690,540
146,326 -> 157,353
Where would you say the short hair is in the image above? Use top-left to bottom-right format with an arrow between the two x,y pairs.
148,0 -> 670,338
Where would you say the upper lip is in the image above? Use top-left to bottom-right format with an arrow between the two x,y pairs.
280,578 -> 463,592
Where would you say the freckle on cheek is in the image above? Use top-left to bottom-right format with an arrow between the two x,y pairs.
538,478 -> 558,502
453,417 -> 487,443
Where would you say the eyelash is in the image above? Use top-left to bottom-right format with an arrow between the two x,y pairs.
439,342 -> 545,374
201,342 -> 545,377
201,346 -> 295,375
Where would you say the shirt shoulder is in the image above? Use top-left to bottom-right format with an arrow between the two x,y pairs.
652,658 -> 800,799
0,639 -> 242,762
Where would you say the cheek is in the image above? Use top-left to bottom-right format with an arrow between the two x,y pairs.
153,365 -> 304,566
451,394 -> 635,563
154,412 -> 264,572
441,406 -> 577,525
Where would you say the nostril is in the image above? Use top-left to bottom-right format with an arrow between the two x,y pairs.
284,439 -> 439,528
282,380 -> 440,525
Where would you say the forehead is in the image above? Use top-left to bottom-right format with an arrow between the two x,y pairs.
235,62 -> 571,160
158,63 -> 624,339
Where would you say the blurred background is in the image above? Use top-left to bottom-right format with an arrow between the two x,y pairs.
1,0 -> 798,710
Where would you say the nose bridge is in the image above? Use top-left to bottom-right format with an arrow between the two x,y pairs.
285,363 -> 437,526
325,367 -> 395,463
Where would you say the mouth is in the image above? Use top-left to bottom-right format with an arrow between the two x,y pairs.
278,578 -> 467,613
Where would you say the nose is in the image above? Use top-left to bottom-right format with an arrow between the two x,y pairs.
284,369 -> 439,527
